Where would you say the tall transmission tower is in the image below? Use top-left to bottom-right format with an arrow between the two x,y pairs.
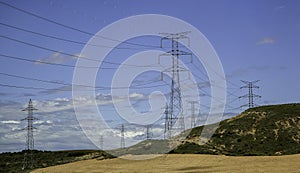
21,99 -> 38,170
188,101 -> 198,128
160,32 -> 192,137
239,80 -> 261,108
120,124 -> 125,149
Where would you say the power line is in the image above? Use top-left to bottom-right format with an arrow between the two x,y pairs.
190,59 -> 240,104
0,35 -> 160,68
227,87 -> 240,98
191,51 -> 240,89
0,83 -> 50,90
0,53 -> 152,69
0,81 -> 168,92
179,62 -> 240,111
188,58 -> 240,110
0,34 -> 97,60
0,54 -> 98,69
0,22 -> 154,50
190,61 -> 209,81
0,1 -> 160,49
0,72 -> 78,87
0,1 -> 237,112
0,72 -> 165,90
1,1 -> 242,94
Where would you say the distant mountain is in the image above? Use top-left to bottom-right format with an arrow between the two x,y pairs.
171,103 -> 300,156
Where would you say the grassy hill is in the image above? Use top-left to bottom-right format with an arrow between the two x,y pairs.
0,150 -> 115,173
171,103 -> 300,156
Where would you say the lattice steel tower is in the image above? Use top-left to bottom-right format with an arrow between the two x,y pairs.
160,32 -> 191,138
239,80 -> 261,108
99,135 -> 103,150
145,125 -> 152,140
120,124 -> 125,149
22,99 -> 38,170
163,105 -> 171,139
188,101 -> 198,128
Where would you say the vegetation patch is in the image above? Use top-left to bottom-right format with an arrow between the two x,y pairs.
171,103 -> 300,156
0,150 -> 115,173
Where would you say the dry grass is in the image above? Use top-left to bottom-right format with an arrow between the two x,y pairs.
31,154 -> 300,173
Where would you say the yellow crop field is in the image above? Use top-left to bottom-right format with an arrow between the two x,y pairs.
32,154 -> 300,173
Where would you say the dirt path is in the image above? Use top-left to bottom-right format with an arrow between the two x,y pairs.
32,154 -> 300,173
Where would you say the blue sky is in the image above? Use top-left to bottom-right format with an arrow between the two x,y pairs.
0,0 -> 299,152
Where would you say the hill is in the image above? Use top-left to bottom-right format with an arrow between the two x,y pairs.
171,103 -> 300,156
109,139 -> 170,156
0,150 -> 115,173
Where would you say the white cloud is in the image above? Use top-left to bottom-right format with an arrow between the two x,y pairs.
39,86 -> 72,95
129,92 -> 144,99
0,90 -> 221,152
256,38 -> 275,45
74,53 -> 85,59
33,120 -> 53,125
35,52 -> 74,64
1,120 -> 20,124
35,52 -> 84,65
29,92 -> 148,114
124,131 -> 144,138
227,65 -> 284,78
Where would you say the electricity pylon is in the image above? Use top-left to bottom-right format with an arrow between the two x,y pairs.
99,135 -> 103,150
21,99 -> 38,170
239,80 -> 261,108
145,125 -> 152,140
163,105 -> 171,139
188,101 -> 198,128
159,32 -> 192,138
120,124 -> 125,149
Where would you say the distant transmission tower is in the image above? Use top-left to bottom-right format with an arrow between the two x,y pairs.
120,124 -> 125,149
99,135 -> 103,150
163,105 -> 171,139
21,99 -> 38,170
160,32 -> 192,137
188,101 -> 198,128
239,80 -> 261,108
145,125 -> 152,140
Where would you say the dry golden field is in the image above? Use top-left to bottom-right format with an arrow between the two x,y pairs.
31,154 -> 300,173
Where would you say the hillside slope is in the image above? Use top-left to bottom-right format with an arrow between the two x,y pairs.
171,103 -> 300,156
